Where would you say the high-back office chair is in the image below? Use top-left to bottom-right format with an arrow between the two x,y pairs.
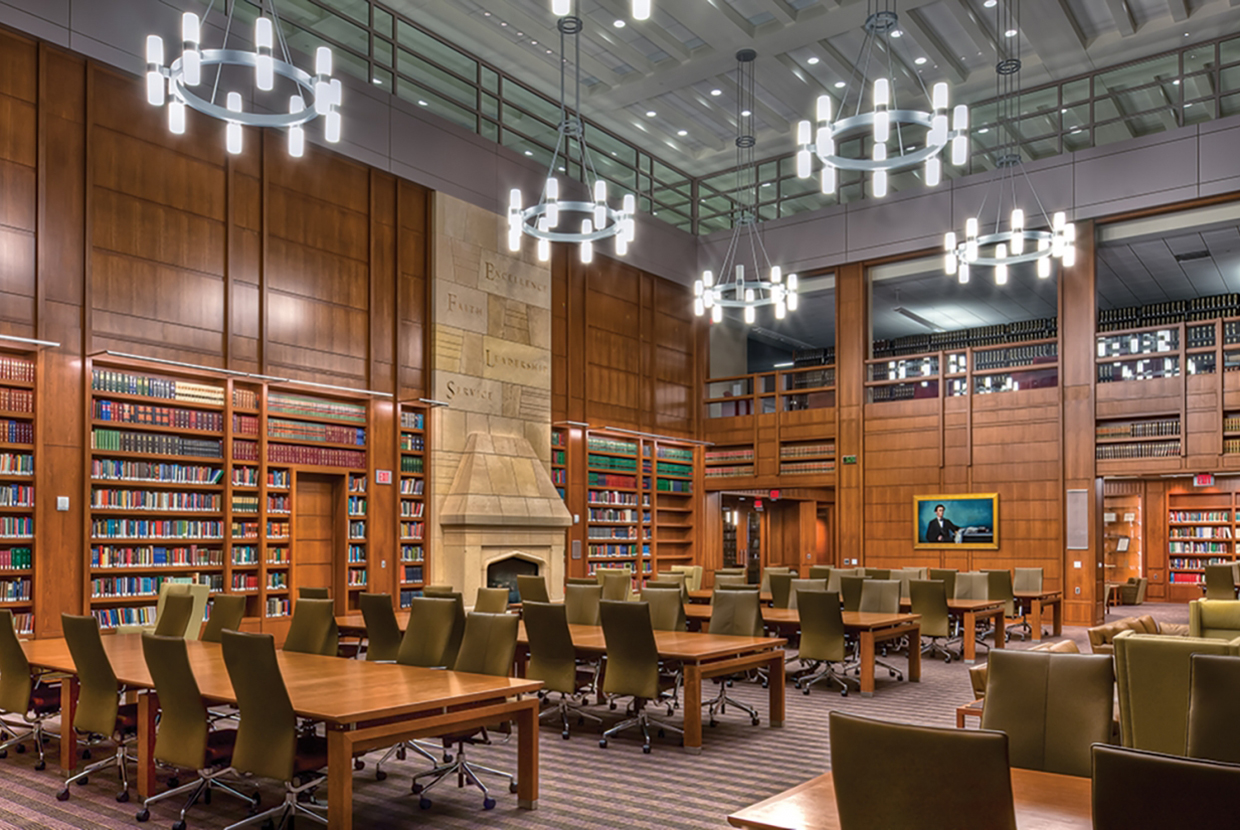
794,590 -> 857,696
826,568 -> 861,594
597,601 -> 682,753
808,565 -> 832,581
641,586 -> 686,632
423,584 -> 454,595
909,579 -> 958,662
702,590 -> 763,727
411,612 -> 521,809
566,576 -> 599,586
116,582 -> 210,639
980,649 -> 1114,777
858,580 -> 904,681
297,586 -> 330,599
220,630 -> 329,829
564,583 -> 603,626
928,568 -> 957,599
862,568 -> 890,580
0,609 -> 58,769
282,598 -> 338,657
57,614 -> 139,803
954,572 -> 993,654
759,567 -> 793,594
983,569 -> 1022,641
786,578 -> 827,611
422,589 -> 467,668
893,567 -> 926,597
152,592 -> 196,638
1186,654 -> 1240,764
516,575 -> 550,604
653,571 -> 689,601
644,578 -> 688,607
829,712 -> 1017,830
1204,564 -> 1237,600
523,601 -> 602,740
199,595 -> 246,643
1188,599 -> 1240,638
768,573 -> 795,608
599,571 -> 632,601
839,575 -> 867,612
668,564 -> 703,591
712,573 -> 749,588
1092,744 -> 1240,830
713,567 -> 746,582
474,587 -> 510,614
359,593 -> 402,662
1011,567 -> 1045,638
134,633 -> 258,825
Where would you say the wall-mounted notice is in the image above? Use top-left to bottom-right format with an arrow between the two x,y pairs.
1066,489 -> 1089,550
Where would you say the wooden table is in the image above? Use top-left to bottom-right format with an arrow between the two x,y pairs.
1015,590 -> 1063,641
898,597 -> 1005,664
687,589 -> 772,604
956,698 -> 984,728
684,605 -> 922,697
22,634 -> 543,829
515,622 -> 785,755
727,767 -> 1091,830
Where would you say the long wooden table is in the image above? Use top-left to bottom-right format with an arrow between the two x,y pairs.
513,622 -> 785,755
1014,589 -> 1063,641
727,768 -> 1091,830
897,597 -> 1005,664
684,605 -> 921,697
22,634 -> 543,829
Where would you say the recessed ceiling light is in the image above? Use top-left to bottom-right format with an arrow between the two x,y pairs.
418,100 -> 428,106
978,127 -> 989,133
546,49 -> 552,53
710,88 -> 722,96
558,166 -> 565,172
1184,32 -> 1190,37
531,40 -> 537,45
914,57 -> 927,65
983,0 -> 996,6
645,110 -> 656,116
891,30 -> 902,38
516,31 -> 523,36
500,22 -> 507,27
807,57 -> 819,65
373,78 -> 382,84
484,11 -> 491,16
1173,79 -> 1181,85
741,109 -> 751,116
677,129 -> 687,136
834,81 -> 845,88
524,150 -> 532,156
614,19 -> 626,28
1005,28 -> 1017,37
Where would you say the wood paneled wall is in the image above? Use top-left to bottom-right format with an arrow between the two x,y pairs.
0,32 -> 429,634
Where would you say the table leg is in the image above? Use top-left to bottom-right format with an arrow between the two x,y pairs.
1051,598 -> 1063,637
962,611 -> 977,664
136,691 -> 158,799
956,710 -> 966,728
682,662 -> 702,754
327,727 -> 353,830
1029,599 -> 1044,642
767,651 -> 784,728
991,610 -> 1006,650
906,625 -> 921,683
514,644 -> 528,677
59,676 -> 77,773
859,630 -> 876,697
516,697 -> 539,810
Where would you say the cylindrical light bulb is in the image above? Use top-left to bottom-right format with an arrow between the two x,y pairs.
594,179 -> 607,203
944,232 -> 957,251
1063,245 -> 1076,268
1011,208 -> 1024,231
545,177 -> 559,200
226,92 -> 243,155
581,221 -> 593,264
145,36 -> 165,106
546,202 -> 559,229
995,262 -> 1008,285
770,266 -> 782,284
615,233 -> 628,257
256,18 -> 274,91
787,274 -> 798,292
1053,211 -> 1066,231
996,242 -> 1008,260
703,290 -> 714,308
874,78 -> 890,107
288,124 -> 304,157
872,144 -> 887,198
1011,233 -> 1025,255
959,262 -> 970,284
633,0 -> 651,20
508,229 -> 521,253
929,113 -> 948,147
316,46 -> 333,77
537,237 -> 550,262
1038,255 -> 1051,278
945,251 -> 958,275
325,110 -> 341,143
952,104 -> 969,131
694,297 -> 705,317
816,95 -> 832,124
1065,222 -> 1077,243
775,301 -> 786,320
821,165 -> 836,194
711,303 -> 723,323
874,110 -> 889,144
703,270 -> 714,287
925,156 -> 941,187
966,217 -> 979,239
510,188 -> 522,210
787,291 -> 799,311
622,193 -> 635,214
816,128 -> 833,160
932,82 -> 948,111
796,150 -> 811,178
181,12 -> 199,44
552,0 -> 571,15
181,13 -> 201,86
796,120 -> 811,146
594,203 -> 606,228
951,134 -> 967,166
168,100 -> 185,134
966,239 -> 979,262
736,264 -> 745,282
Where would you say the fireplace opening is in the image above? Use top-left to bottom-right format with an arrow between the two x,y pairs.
487,557 -> 540,604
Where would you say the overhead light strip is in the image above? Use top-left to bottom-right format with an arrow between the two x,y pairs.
603,426 -> 714,447
95,351 -> 393,397
0,335 -> 61,349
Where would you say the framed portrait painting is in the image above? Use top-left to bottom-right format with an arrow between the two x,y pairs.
913,493 -> 999,550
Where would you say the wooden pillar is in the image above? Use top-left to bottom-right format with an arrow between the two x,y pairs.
835,262 -> 867,566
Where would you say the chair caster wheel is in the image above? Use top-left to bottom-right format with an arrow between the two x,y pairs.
56,789 -> 69,802
204,788 -> 212,804
945,656 -> 952,664
761,680 -> 769,689
77,777 -> 89,786
354,759 -> 365,771
396,747 -> 407,761
889,670 -> 896,677
609,702 -> 616,710
509,782 -> 519,793
657,728 -> 665,738
0,750 -> 6,759
443,753 -> 453,763
411,783 -> 424,794
374,770 -> 387,781
751,716 -> 760,726
665,706 -> 673,716
172,821 -> 187,830
82,749 -> 91,760
34,760 -> 45,771
117,790 -> 130,803
419,797 -> 432,810
14,744 -> 24,754
840,689 -> 848,697
167,778 -> 180,789
561,731 -> 570,740
709,719 -> 717,727
135,809 -> 150,822
803,687 -> 811,696
598,739 -> 608,748
483,797 -> 496,810
642,745 -> 651,754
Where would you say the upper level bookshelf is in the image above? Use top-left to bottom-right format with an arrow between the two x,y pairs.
397,404 -> 428,609
0,349 -> 36,636
551,426 -> 568,501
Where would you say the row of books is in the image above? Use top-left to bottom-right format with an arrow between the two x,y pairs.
348,474 -> 366,493
1187,324 -> 1217,349
9,611 -> 31,633
233,388 -> 258,410
399,478 -> 424,495
0,419 -> 33,444
348,544 -> 366,563
781,443 -> 835,458
588,527 -> 637,540
401,434 -> 425,451
705,466 -> 754,478
268,392 -> 366,424
588,490 -> 642,506
0,578 -> 31,601
0,547 -> 31,569
1224,417 -> 1240,433
232,495 -> 259,513
1169,556 -> 1231,569
1168,542 -> 1230,554
401,456 -> 425,474
657,446 -> 694,461
92,574 -> 221,597
656,478 -> 692,493
92,519 -> 223,539
348,521 -> 365,539
587,437 -> 638,456
231,521 -> 258,539
1098,295 -> 1240,332
589,544 -> 641,557
233,414 -> 259,435
402,564 -> 423,583
0,484 -> 32,507
267,572 -> 288,589
588,472 -> 636,489
868,384 -> 921,402
232,545 -> 259,564
268,520 -> 289,538
780,461 -> 835,475
872,319 -> 1058,358
268,444 -> 365,468
269,494 -> 291,512
93,489 -> 221,512
399,589 -> 423,608
1169,572 -> 1206,584
347,568 -> 367,586
347,496 -> 366,515
268,418 -> 366,446
400,501 -> 424,518
551,469 -> 566,485
93,400 -> 223,431
268,546 -> 289,564
267,597 -> 291,617
1095,441 -> 1180,460
1223,440 -> 1240,455
588,454 -> 637,472
92,370 -> 224,405
91,460 -> 222,484
232,573 -> 260,591
0,516 -> 32,537
706,448 -> 754,463
658,462 -> 692,477
0,358 -> 34,383
401,544 -> 424,562
92,429 -> 223,459
0,388 -> 33,413
1170,526 -> 1232,539
0,453 -> 33,475
1168,511 -> 1231,522
401,522 -> 425,540
1096,420 -> 1180,439
91,544 -> 223,568
233,440 -> 258,461
589,508 -> 640,522
400,410 -> 425,430
93,606 -> 157,629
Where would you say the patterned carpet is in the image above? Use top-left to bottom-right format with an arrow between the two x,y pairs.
0,602 -> 1191,829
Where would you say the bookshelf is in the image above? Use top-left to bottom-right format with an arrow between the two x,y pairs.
585,433 -> 646,584
1166,491 -> 1235,600
0,349 -> 35,636
397,404 -> 428,609
653,442 -> 696,571
704,446 -> 754,480
551,426 -> 568,500
778,440 -> 835,476
1095,416 -> 1182,462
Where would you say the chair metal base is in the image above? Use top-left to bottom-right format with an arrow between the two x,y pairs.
221,774 -> 327,830
373,740 -> 440,780
599,704 -> 683,754
410,740 -> 516,809
921,636 -> 960,663
0,715 -> 51,768
538,692 -> 602,739
795,659 -> 859,696
58,735 -> 135,801
702,681 -> 759,726
137,766 -> 258,824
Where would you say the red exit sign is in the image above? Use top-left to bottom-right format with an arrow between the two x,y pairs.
1194,474 -> 1215,487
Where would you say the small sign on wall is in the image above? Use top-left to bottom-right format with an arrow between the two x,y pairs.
375,470 -> 392,485
1194,473 -> 1215,487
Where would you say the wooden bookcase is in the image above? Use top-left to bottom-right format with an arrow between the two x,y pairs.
397,403 -> 428,608
652,443 -> 696,570
0,348 -> 36,636
551,426 -> 568,501
1166,491 -> 1234,600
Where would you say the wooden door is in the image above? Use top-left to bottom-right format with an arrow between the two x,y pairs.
294,473 -> 340,600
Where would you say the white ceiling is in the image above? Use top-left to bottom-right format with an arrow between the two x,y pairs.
387,0 -> 1240,177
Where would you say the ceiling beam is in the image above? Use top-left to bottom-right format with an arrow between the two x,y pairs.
1103,0 -> 1138,36
895,8 -> 967,84
1167,0 -> 1190,22
1013,0 -> 1091,78
941,0 -> 997,59
593,0 -> 694,61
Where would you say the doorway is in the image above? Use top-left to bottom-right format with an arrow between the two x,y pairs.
294,473 -> 341,601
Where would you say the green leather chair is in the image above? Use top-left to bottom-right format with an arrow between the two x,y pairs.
421,590 -> 467,668
0,609 -> 58,769
759,566 -> 794,593
808,565 -> 833,581
152,592 -> 196,639
359,592 -> 402,662
829,712 -> 1016,830
297,586 -> 329,599
980,649 -> 1114,777
983,569 -> 1023,641
645,578 -> 688,605
826,567 -> 862,594
713,567 -> 746,581
894,567 -> 928,597
516,575 -> 550,604
909,579 -> 958,662
653,571 -> 689,601
523,601 -> 602,740
668,564 -> 703,591
1113,629 -> 1240,755
640,586 -> 685,632
57,614 -> 139,802
702,589 -> 763,726
566,576 -> 599,586
1186,653 -> 1240,764
282,598 -> 338,657
564,583 -> 603,626
794,590 -> 856,696
411,612 -> 521,809
134,633 -> 257,825
786,578 -> 827,611
117,582 -> 210,639
1011,567 -> 1045,638
767,573 -> 795,608
928,568 -> 958,599
858,579 -> 904,680
1203,564 -> 1237,600
423,584 -> 455,595
597,600 -> 681,753
199,595 -> 246,643
1188,599 -> 1240,639
862,568 -> 891,580
599,571 -> 632,601
839,575 -> 867,612
1118,577 -> 1148,605
474,587 -> 510,614
220,630 -> 329,828
1092,744 -> 1240,830
712,573 -> 749,588
954,570 -> 988,599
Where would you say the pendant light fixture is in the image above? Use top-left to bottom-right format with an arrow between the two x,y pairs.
794,0 -> 967,198
551,0 -> 650,20
145,0 -> 340,157
693,51 -> 798,325
943,0 -> 1074,285
509,5 -> 636,263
